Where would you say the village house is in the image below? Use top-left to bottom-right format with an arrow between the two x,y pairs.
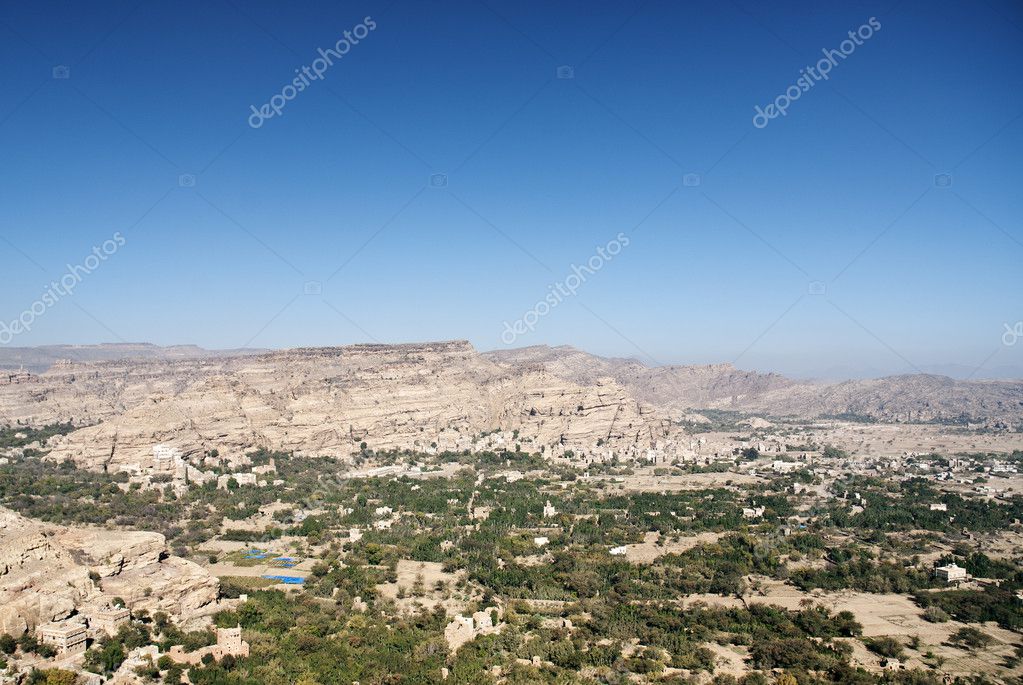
86,604 -> 130,637
36,620 -> 87,655
934,563 -> 968,583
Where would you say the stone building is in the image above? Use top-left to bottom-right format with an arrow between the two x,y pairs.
36,621 -> 87,655
87,604 -> 130,636
742,506 -> 765,519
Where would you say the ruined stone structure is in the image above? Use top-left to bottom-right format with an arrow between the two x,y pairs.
443,607 -> 501,652
168,625 -> 250,664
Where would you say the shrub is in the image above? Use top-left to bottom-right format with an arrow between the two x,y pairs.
866,636 -> 904,660
922,606 -> 949,623
949,626 -> 993,650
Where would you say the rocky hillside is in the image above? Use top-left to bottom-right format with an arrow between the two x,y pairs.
733,374 -> 1023,424
0,506 -> 219,635
1,341 -> 685,471
485,345 -> 1023,425
484,346 -> 796,410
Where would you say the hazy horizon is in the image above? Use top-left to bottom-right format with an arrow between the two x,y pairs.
1,339 -> 1022,382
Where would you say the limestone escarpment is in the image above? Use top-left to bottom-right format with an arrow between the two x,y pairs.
6,342 -> 689,471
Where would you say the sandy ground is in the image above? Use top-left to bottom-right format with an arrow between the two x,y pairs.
624,531 -> 725,563
792,422 -> 1023,456
702,641 -> 749,677
376,559 -> 467,615
198,539 -> 252,553
340,462 -> 464,480
978,528 -> 1023,559
583,470 -> 763,493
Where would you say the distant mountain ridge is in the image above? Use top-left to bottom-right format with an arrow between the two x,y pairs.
0,343 -> 265,373
484,345 -> 1023,425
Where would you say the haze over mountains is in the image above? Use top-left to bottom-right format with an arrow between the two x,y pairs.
1,342 -> 1020,380
0,343 -> 265,374
0,341 -> 1020,473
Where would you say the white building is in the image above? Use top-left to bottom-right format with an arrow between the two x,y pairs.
934,563 -> 968,583
742,506 -> 765,519
153,444 -> 182,471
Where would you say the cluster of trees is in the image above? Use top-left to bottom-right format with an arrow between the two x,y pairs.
0,421 -> 78,449
5,441 -> 1017,683
0,631 -> 57,659
790,546 -> 936,593
829,476 -> 1023,533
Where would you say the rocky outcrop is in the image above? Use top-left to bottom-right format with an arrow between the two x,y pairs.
0,507 -> 219,635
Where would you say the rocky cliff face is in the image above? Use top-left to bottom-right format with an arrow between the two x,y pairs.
0,341 -> 687,471
0,507 -> 219,635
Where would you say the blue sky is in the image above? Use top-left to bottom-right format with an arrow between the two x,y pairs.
1,0 -> 1021,378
